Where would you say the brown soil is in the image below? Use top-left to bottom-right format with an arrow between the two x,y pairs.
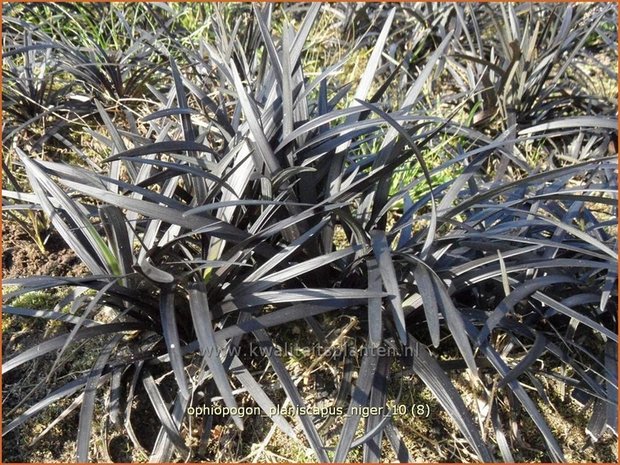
2,220 -> 89,279
1,218 -> 92,461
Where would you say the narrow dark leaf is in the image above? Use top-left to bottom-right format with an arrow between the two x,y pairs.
185,199 -> 313,215
334,351 -> 380,462
363,355 -> 390,462
519,116 -> 618,134
104,141 -> 217,163
604,340 -> 618,434
3,305 -> 97,326
491,401 -> 515,462
3,322 -> 144,374
384,422 -> 412,462
239,245 -> 363,296
366,258 -> 383,348
136,256 -> 174,284
141,107 -> 199,122
371,230 -> 407,344
142,370 -> 190,456
498,332 -> 548,387
150,393 -> 191,462
159,285 -> 189,400
188,282 -> 243,430
170,57 -> 195,143
99,205 -> 134,279
413,264 -> 440,348
108,368 -> 123,428
431,274 -> 479,378
229,356 -> 297,438
77,335 -> 122,462
222,288 -> 386,313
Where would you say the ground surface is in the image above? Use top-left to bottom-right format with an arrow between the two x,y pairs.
3,222 -> 88,279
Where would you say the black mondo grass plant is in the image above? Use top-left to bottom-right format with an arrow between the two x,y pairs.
2,3 -> 617,463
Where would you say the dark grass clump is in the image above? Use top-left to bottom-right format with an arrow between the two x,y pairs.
2,3 -> 617,462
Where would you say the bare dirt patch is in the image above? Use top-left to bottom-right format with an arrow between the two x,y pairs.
2,220 -> 89,279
